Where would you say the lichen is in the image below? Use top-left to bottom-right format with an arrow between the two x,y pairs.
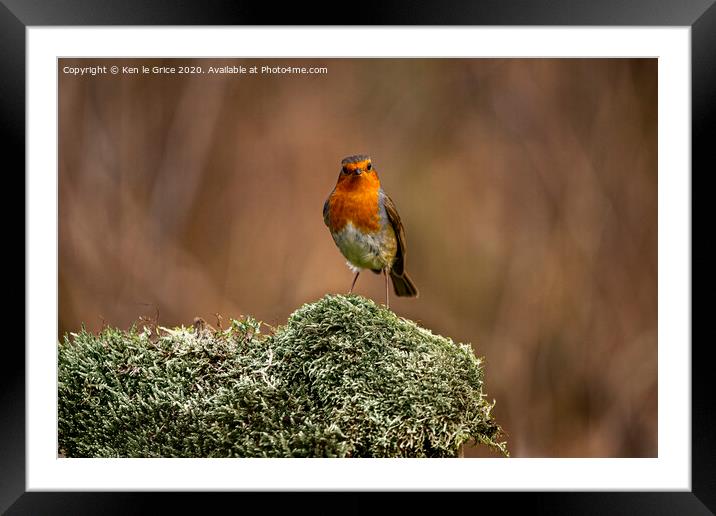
58,294 -> 507,458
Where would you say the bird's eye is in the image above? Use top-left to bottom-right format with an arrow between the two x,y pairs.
367,163 -> 372,170
342,166 -> 350,174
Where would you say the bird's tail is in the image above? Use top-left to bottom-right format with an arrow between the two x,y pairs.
390,271 -> 419,297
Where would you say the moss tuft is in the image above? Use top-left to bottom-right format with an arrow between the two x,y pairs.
59,294 -> 507,457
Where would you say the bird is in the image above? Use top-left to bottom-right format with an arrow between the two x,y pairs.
323,154 -> 418,308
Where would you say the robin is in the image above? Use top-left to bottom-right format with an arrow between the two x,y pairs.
323,155 -> 418,308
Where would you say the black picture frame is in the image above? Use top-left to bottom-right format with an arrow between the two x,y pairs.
4,1 -> 711,513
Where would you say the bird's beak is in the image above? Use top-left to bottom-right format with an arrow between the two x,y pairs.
354,169 -> 362,175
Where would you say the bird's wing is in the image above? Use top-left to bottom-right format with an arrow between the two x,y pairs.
382,191 -> 406,276
323,196 -> 330,227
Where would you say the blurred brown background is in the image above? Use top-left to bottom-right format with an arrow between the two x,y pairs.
59,58 -> 657,458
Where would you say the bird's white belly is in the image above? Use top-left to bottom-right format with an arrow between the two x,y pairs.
332,222 -> 391,272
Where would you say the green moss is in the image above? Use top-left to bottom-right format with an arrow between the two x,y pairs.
58,294 -> 507,457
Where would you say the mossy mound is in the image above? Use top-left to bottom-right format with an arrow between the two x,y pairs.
58,294 -> 507,457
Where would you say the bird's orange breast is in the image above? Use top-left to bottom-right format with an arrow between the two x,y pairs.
328,173 -> 381,233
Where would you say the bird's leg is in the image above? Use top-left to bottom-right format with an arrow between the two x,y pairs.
384,269 -> 390,309
349,271 -> 360,294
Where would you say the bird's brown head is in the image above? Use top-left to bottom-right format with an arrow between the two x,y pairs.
336,154 -> 380,190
